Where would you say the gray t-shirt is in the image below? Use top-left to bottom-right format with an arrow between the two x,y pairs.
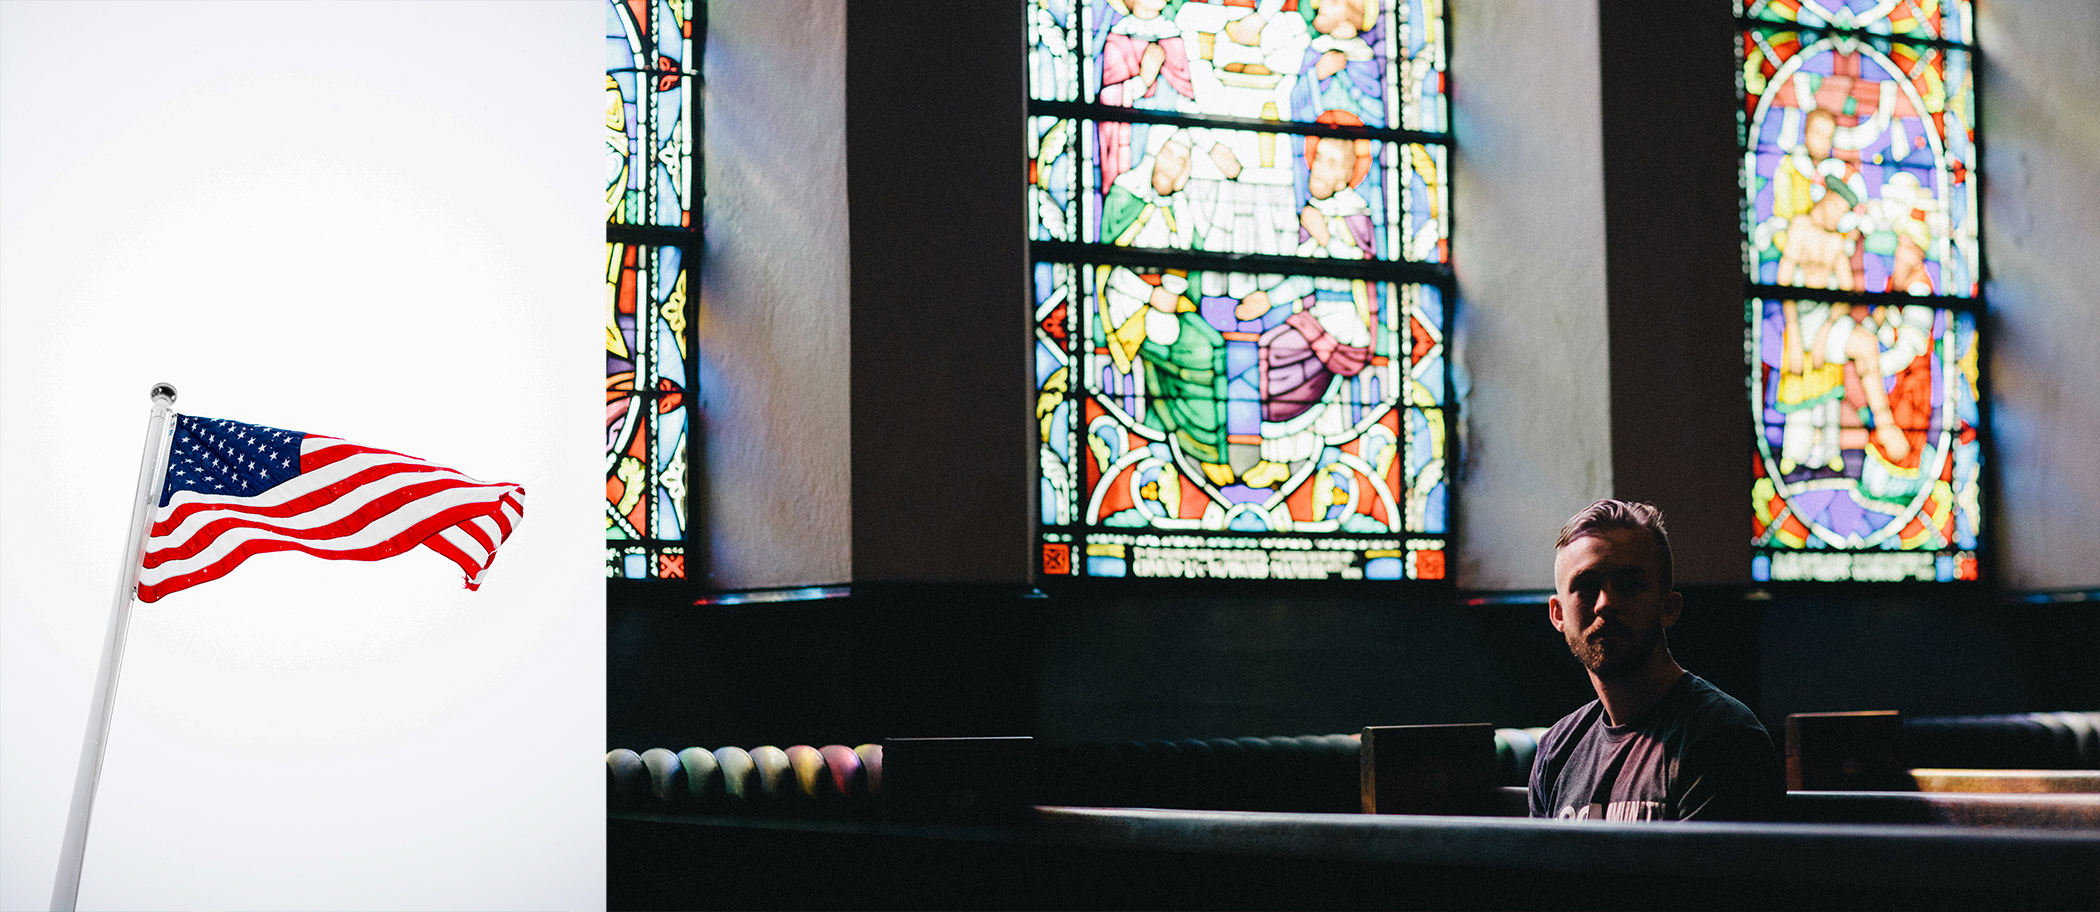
1529,672 -> 1784,821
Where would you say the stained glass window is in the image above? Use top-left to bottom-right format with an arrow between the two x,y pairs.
607,0 -> 699,580
1031,0 -> 1451,582
1739,0 -> 1986,582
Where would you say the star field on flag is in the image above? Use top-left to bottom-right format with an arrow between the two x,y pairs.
138,415 -> 526,603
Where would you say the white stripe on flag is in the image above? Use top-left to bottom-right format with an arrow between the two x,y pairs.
437,525 -> 493,567
140,483 -> 517,586
138,433 -> 524,600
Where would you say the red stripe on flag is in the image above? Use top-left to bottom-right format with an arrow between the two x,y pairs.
137,497 -> 518,603
422,532 -> 486,582
458,514 -> 497,553
139,422 -> 525,602
154,460 -> 499,532
145,476 -> 508,567
299,438 -> 422,473
490,494 -> 521,537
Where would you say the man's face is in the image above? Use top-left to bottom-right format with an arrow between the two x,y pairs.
1307,139 -> 1354,200
1805,111 -> 1835,160
1549,528 -> 1681,679
1152,140 -> 1193,196
1312,0 -> 1372,39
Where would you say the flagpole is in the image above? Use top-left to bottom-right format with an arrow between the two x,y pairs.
52,383 -> 178,912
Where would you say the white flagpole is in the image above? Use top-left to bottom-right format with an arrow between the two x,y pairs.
52,383 -> 179,912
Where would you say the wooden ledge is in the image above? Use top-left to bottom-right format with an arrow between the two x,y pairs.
1031,805 -> 2098,895
1911,769 -> 2100,793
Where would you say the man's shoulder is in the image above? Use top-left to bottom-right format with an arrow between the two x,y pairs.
1666,675 -> 1786,821
1657,674 -> 1779,772
1538,699 -> 1606,756
1671,673 -> 1769,735
1529,699 -> 1604,817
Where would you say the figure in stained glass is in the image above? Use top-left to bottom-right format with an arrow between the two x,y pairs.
1102,127 -> 1203,248
1753,300 -> 1979,578
1091,121 -> 1367,260
1038,0 -> 1446,580
1290,0 -> 1388,127
1740,2 -> 1986,583
1094,0 -> 1198,186
1096,0 -> 1197,112
1295,113 -> 1378,259
1088,267 -> 1399,512
1177,0 -> 1309,121
1773,300 -> 1923,474
1774,173 -> 1862,290
1096,125 -> 1329,488
1744,30 -> 1974,297
1235,117 -> 1379,472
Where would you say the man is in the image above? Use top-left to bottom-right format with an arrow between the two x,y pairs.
1529,500 -> 1785,821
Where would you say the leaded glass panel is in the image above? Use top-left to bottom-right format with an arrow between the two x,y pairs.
1036,262 -> 1447,580
1738,0 -> 1985,584
1065,0 -> 1447,131
607,0 -> 699,581
607,0 -> 697,228
1741,0 -> 1973,43
606,241 -> 691,579
1032,0 -> 1450,584
1741,27 -> 1976,297
1750,300 -> 1981,581
1031,116 -> 1446,262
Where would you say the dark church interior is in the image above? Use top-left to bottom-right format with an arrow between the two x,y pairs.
606,2 -> 2099,908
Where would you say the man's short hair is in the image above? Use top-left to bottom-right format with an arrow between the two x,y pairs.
1555,499 -> 1673,592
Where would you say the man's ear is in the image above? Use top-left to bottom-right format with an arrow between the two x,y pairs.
1660,590 -> 1684,630
1548,595 -> 1566,633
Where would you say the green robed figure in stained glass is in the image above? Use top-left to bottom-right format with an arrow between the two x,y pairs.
1033,0 -> 1452,581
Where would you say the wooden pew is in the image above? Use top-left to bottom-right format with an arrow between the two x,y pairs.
1786,710 -> 2100,794
610,803 -> 2100,909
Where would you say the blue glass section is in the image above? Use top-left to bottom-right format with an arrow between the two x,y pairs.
1416,353 -> 1445,402
657,488 -> 681,538
1037,340 -> 1064,386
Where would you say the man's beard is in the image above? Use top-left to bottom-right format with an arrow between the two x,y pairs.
1568,620 -> 1664,679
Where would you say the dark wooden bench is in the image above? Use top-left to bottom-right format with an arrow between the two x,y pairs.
1788,710 -> 2100,793
609,804 -> 2100,910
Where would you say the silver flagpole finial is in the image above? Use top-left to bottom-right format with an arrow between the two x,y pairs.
150,383 -> 176,404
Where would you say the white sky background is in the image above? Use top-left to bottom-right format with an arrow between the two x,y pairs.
1,3 -> 603,909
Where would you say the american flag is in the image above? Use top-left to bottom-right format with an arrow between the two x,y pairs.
137,415 -> 526,603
